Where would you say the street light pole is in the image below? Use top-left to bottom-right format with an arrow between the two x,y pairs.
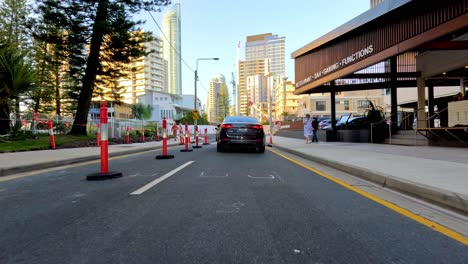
269,77 -> 272,143
193,57 -> 219,144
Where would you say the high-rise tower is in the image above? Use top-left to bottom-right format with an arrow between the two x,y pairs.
162,3 -> 182,96
237,33 -> 285,116
245,33 -> 285,77
208,74 -> 229,123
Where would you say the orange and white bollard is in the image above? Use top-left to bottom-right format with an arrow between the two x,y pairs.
203,128 -> 209,145
156,117 -> 174,159
48,119 -> 55,149
87,102 -> 122,180
141,127 -> 145,142
180,122 -> 193,152
126,126 -> 130,144
267,132 -> 273,147
193,125 -> 202,149
96,124 -> 100,147
179,128 -> 184,145
156,127 -> 161,141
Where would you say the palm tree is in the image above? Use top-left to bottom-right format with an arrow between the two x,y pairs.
131,103 -> 153,120
0,44 -> 37,134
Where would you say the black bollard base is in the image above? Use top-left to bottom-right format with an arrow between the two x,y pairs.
193,145 -> 202,148
180,149 -> 193,152
87,171 -> 123,181
179,143 -> 185,145
267,144 -> 273,147
203,143 -> 210,145
156,154 -> 174,159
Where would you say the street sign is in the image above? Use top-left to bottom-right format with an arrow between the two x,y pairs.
192,110 -> 199,120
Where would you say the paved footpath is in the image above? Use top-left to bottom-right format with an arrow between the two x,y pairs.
1,136 -> 467,214
272,136 -> 468,215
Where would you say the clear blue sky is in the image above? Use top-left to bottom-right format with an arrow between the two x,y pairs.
139,0 -> 370,107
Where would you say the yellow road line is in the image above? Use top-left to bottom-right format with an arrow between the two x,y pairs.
269,148 -> 468,246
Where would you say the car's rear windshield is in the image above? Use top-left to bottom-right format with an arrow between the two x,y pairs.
224,116 -> 259,123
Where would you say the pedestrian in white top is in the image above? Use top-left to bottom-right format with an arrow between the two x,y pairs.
303,114 -> 313,144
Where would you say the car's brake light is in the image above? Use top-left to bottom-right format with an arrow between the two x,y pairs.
221,124 -> 233,129
251,125 -> 263,130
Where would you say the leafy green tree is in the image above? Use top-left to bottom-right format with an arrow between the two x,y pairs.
0,0 -> 31,120
131,103 -> 153,120
32,0 -> 170,135
0,44 -> 37,134
179,111 -> 209,125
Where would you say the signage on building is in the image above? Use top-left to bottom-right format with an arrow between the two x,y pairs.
296,45 -> 374,88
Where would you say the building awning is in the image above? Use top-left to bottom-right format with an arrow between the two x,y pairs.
292,0 -> 468,95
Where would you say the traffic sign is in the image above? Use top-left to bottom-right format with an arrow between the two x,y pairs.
193,109 -> 199,120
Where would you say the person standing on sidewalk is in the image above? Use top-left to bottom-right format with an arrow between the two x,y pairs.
312,116 -> 319,143
303,114 -> 313,144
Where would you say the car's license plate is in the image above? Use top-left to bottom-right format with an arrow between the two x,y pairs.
238,128 -> 247,132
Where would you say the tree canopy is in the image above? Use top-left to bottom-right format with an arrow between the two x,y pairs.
32,0 -> 170,135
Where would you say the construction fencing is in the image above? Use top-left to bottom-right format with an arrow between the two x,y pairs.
4,112 -> 217,139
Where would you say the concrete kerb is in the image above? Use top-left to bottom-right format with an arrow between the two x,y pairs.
0,142 -> 181,177
273,145 -> 468,215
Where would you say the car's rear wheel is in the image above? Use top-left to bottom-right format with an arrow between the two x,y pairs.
217,144 -> 224,152
257,146 -> 265,153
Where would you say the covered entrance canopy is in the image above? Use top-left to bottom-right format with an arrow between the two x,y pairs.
292,0 -> 468,132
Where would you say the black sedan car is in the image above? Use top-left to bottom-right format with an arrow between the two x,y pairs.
216,116 -> 265,153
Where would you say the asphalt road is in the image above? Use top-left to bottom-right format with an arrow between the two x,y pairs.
0,143 -> 466,264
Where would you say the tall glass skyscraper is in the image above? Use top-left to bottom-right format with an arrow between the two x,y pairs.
162,3 -> 182,96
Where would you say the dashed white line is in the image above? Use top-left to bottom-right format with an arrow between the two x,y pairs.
247,174 -> 275,179
130,161 -> 194,195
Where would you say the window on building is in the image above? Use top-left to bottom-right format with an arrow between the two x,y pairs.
316,101 -> 326,111
344,100 -> 349,110
358,100 -> 370,108
336,100 -> 350,110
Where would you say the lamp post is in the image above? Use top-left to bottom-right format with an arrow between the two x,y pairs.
265,73 -> 274,147
194,57 -> 219,142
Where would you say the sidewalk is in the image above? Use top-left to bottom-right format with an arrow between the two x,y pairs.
0,140 -> 182,177
272,136 -> 468,214
1,136 -> 467,214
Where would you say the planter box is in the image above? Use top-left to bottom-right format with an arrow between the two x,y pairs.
337,129 -> 369,142
316,130 -> 338,142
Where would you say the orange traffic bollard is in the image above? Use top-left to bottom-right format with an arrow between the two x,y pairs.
142,127 -> 145,142
179,128 -> 184,145
126,126 -> 130,144
156,127 -> 161,141
193,125 -> 202,149
203,128 -> 209,145
180,122 -> 193,152
156,117 -> 174,159
87,102 -> 122,180
48,119 -> 55,149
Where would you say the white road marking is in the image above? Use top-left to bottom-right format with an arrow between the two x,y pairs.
200,171 -> 228,178
293,249 -> 301,253
130,161 -> 194,195
129,173 -> 139,178
247,174 -> 275,179
216,202 -> 245,213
